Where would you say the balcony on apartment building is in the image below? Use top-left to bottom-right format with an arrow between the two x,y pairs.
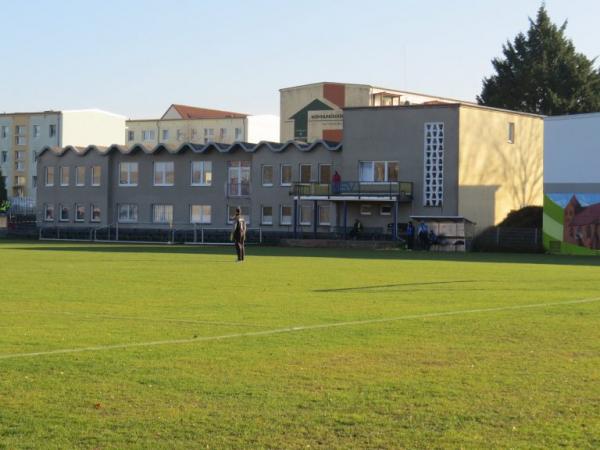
290,181 -> 413,203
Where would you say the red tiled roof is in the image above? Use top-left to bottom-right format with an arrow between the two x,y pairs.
165,104 -> 247,120
570,202 -> 600,226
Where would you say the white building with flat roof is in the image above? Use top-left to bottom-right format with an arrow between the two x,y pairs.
0,109 -> 125,201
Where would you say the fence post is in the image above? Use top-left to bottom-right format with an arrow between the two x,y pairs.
193,224 -> 197,243
116,222 -> 119,242
259,227 -> 263,244
201,227 -> 204,244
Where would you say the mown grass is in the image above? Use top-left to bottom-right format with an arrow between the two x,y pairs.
0,240 -> 599,449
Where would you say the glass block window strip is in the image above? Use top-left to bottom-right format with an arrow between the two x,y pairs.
423,122 -> 444,207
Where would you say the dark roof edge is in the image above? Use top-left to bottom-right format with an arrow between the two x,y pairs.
38,139 -> 342,158
344,103 -> 544,118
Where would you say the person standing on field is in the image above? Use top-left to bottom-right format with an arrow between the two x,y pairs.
230,207 -> 247,262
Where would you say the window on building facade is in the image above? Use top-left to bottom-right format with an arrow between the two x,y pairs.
14,176 -> 26,188
380,205 -> 392,216
49,124 -> 56,138
262,165 -> 273,186
191,161 -> 212,186
76,166 -> 85,186
508,122 -> 515,144
32,176 -> 37,188
204,128 -> 214,144
227,205 -> 250,224
142,130 -> 155,141
127,130 -> 135,141
15,126 -> 26,146
119,162 -> 138,186
359,161 -> 399,182
118,204 -> 138,223
154,161 -> 174,186
318,205 -> 330,225
299,164 -> 312,183
91,166 -> 101,186
1,151 -> 7,163
300,204 -> 312,225
177,129 -> 184,141
360,204 -> 372,216
44,204 -> 54,221
191,128 -> 198,141
1,126 -> 7,138
59,204 -> 69,221
219,128 -> 227,141
423,122 -> 444,207
227,161 -> 250,196
280,205 -> 292,225
91,205 -> 101,222
190,205 -> 211,224
280,164 -> 292,186
235,127 -> 243,141
33,125 -> 40,138
60,166 -> 70,186
153,204 -> 173,224
261,206 -> 273,225
75,204 -> 85,222
162,129 -> 170,141
319,164 -> 331,184
45,166 -> 55,186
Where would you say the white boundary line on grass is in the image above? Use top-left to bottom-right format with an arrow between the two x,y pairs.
1,296 -> 599,361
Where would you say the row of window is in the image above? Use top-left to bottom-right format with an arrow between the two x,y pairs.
44,203 -> 101,223
43,202 -> 393,226
129,127 -> 244,143
45,166 -> 102,187
1,124 -> 57,145
43,160 -> 400,189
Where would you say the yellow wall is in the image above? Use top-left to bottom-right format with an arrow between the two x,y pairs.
458,105 -> 543,230
12,115 -> 30,197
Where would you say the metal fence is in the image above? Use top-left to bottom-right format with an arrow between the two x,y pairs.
38,223 -> 265,245
471,227 -> 543,253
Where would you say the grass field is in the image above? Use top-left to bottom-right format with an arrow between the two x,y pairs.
1,240 -> 599,449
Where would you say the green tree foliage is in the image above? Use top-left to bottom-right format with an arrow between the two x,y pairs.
478,5 -> 600,115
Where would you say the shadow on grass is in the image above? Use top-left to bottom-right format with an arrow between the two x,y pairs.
314,280 -> 479,292
4,240 -> 600,267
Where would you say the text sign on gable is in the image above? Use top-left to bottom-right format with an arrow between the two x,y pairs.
308,110 -> 343,123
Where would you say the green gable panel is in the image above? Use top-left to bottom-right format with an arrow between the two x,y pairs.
289,99 -> 333,141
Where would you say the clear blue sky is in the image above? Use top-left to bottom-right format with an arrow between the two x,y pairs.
1,0 -> 598,118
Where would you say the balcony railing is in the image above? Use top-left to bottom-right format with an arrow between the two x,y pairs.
226,182 -> 251,197
291,181 -> 413,202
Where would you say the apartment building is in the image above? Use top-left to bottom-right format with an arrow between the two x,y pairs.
0,109 -> 125,201
37,102 -> 543,238
126,104 -> 279,147
280,82 -> 460,142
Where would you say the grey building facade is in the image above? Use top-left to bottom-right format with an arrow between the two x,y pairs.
37,103 -> 541,241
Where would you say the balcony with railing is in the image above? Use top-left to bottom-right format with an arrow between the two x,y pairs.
291,181 -> 413,202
